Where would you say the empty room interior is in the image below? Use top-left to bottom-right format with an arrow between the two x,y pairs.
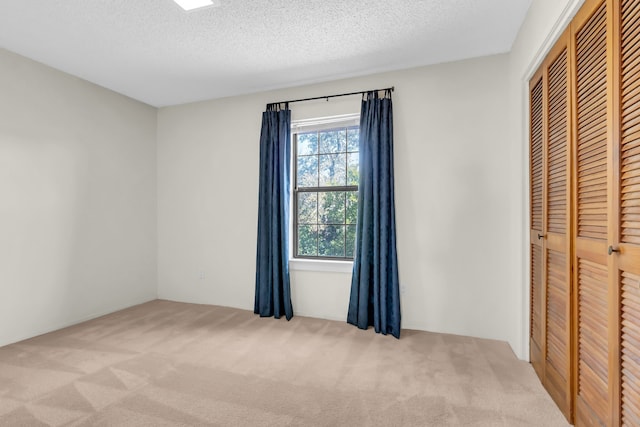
2,0 -> 639,426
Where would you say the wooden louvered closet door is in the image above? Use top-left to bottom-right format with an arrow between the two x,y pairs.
616,0 -> 640,425
528,30 -> 573,423
543,30 -> 573,421
530,71 -> 545,382
571,0 -> 614,425
529,0 -> 640,425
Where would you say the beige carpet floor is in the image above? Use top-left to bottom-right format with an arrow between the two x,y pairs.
0,300 -> 570,426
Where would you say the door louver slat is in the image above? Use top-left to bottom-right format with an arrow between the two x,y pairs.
548,50 -> 568,235
577,258 -> 610,424
531,78 -> 544,233
622,0 -> 640,245
546,250 -> 568,382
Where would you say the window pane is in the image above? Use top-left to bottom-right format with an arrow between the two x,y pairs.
297,155 -> 318,187
347,127 -> 359,152
347,152 -> 359,186
298,192 -> 317,224
297,132 -> 318,155
319,153 -> 346,186
319,129 -> 346,154
318,191 -> 345,225
346,225 -> 357,257
298,225 -> 318,256
293,123 -> 359,260
346,191 -> 358,224
319,225 -> 345,257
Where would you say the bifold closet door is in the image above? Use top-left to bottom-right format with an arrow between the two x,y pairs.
571,0 -> 615,425
530,70 -> 545,382
528,30 -> 572,422
542,30 -> 572,421
616,0 -> 640,424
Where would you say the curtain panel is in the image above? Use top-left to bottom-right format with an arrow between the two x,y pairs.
254,103 -> 293,320
347,90 -> 401,338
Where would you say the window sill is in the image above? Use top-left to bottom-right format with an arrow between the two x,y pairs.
289,258 -> 353,273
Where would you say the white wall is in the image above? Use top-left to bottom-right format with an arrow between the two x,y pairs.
157,54 -> 523,352
0,49 -> 158,347
506,0 -> 584,359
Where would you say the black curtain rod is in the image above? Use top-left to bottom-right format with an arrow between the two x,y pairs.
271,86 -> 394,106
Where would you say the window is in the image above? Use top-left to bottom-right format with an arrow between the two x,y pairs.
292,115 -> 359,260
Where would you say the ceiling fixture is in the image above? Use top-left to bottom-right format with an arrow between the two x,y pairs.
172,0 -> 217,11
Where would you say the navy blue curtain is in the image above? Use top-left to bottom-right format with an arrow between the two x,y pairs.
254,103 -> 293,320
347,90 -> 401,338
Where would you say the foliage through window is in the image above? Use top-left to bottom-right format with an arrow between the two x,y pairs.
293,120 -> 359,259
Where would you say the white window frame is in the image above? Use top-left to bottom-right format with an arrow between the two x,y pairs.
289,113 -> 359,273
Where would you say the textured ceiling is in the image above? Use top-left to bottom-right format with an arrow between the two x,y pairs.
0,0 -> 532,107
